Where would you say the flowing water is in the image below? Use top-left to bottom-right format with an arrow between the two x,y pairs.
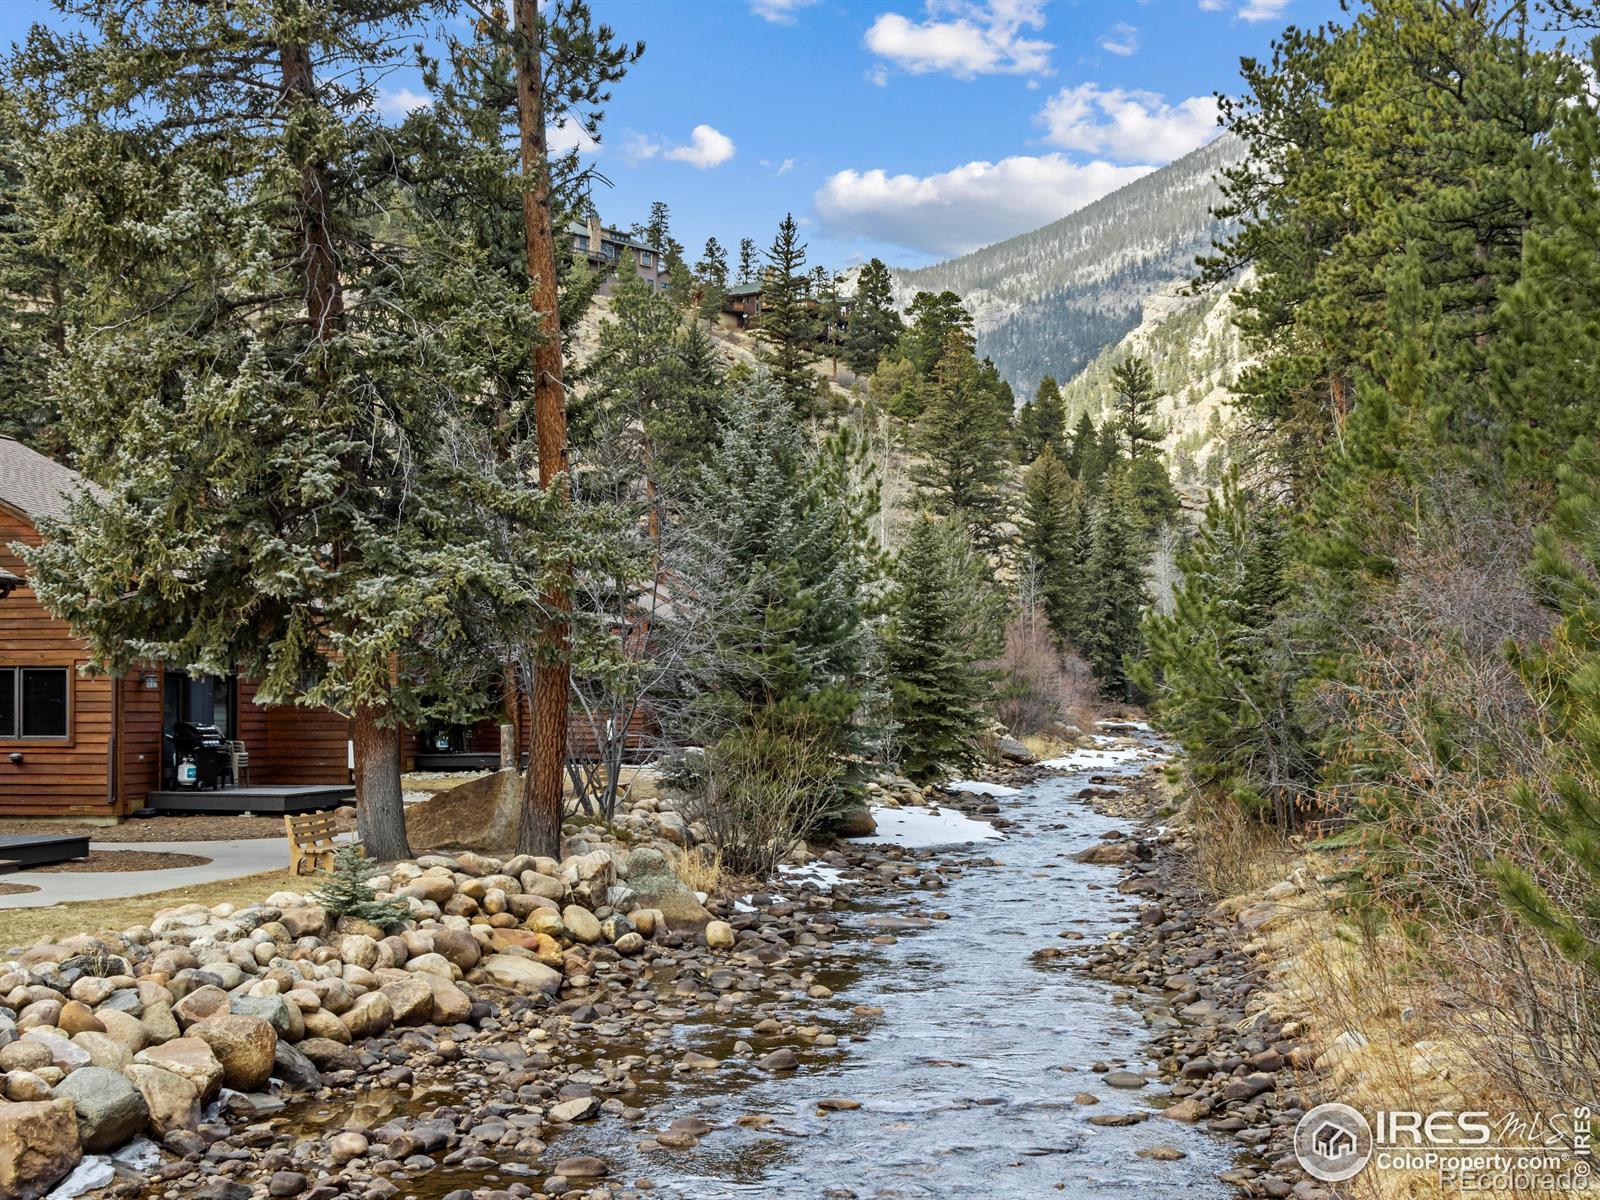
539,727 -> 1235,1199
261,729 -> 1236,1200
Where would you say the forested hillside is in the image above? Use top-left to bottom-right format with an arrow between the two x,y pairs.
892,135 -> 1243,400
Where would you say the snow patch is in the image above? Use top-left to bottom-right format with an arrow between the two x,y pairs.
1038,746 -> 1149,772
943,780 -> 1021,798
848,804 -> 1004,848
781,862 -> 847,890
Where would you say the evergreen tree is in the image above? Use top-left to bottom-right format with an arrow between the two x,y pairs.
903,290 -> 974,377
695,235 -> 729,319
737,236 -> 758,284
1064,410 -> 1097,479
1109,357 -> 1162,459
885,516 -> 997,784
754,213 -> 820,418
867,353 -> 920,423
640,198 -> 683,266
843,257 -> 903,374
0,111 -> 70,456
1493,438 -> 1600,974
10,0 -> 587,859
1081,478 -> 1150,698
910,332 -> 1012,555
683,379 -> 869,813
1015,375 -> 1065,462
1018,443 -> 1085,646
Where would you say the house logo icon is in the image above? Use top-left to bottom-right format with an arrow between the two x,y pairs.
1295,1103 -> 1373,1182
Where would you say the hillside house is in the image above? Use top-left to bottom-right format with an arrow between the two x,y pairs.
569,213 -> 670,296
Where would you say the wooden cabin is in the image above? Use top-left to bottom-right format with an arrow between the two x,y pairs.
0,437 -> 353,821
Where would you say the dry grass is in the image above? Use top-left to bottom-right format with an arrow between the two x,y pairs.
1184,786 -> 1298,898
670,845 -> 723,897
0,868 -> 302,952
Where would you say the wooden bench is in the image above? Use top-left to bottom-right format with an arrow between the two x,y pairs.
284,813 -> 360,875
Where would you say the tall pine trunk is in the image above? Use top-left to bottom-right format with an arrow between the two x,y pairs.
281,37 -> 409,855
353,705 -> 410,860
513,0 -> 572,858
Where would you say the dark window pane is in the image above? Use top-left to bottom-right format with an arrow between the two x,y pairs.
20,669 -> 67,738
0,668 -> 13,737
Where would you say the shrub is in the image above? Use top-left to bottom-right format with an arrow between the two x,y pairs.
309,846 -> 410,933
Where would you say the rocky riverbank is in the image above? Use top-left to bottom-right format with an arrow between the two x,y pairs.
1066,770 -> 1331,1200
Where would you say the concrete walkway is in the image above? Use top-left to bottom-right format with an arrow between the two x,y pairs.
0,837 -> 300,910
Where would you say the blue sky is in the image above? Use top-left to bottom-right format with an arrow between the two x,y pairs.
0,0 -> 1338,271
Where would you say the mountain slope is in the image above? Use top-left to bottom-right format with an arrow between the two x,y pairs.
891,135 -> 1243,401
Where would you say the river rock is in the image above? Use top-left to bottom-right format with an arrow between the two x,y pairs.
57,1000 -> 104,1036
133,1038 -> 225,1100
123,1063 -> 202,1135
56,1065 -> 149,1151
0,1098 -> 81,1200
705,921 -> 735,949
340,991 -> 394,1039
172,985 -> 231,1028
623,848 -> 712,930
561,905 -> 602,944
481,954 -> 562,996
379,977 -> 434,1026
188,1014 -> 277,1091
72,1030 -> 133,1072
548,1096 -> 600,1122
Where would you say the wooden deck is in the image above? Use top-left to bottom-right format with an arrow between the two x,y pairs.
0,833 -> 91,874
414,751 -> 506,772
147,784 -> 353,815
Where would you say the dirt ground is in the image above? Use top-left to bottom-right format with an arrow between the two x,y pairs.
32,849 -> 212,873
0,811 -> 355,842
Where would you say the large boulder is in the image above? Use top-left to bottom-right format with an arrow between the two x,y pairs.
378,977 -> 433,1026
122,1064 -> 201,1136
133,1038 -> 225,1101
56,1066 -> 149,1152
561,905 -> 602,945
480,954 -> 562,996
624,847 -> 712,931
187,1015 -> 277,1091
339,992 -> 393,1040
405,770 -> 522,852
830,804 -> 877,838
0,1099 -> 81,1200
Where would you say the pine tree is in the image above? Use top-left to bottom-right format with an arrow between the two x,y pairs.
885,516 -> 996,784
1081,478 -> 1150,698
843,257 -> 903,374
903,290 -> 974,377
1064,411 -> 1097,479
0,110 -> 70,456
737,236 -> 758,284
1493,438 -> 1600,974
695,235 -> 729,319
1034,376 -> 1065,450
1109,357 -> 1162,459
309,847 -> 410,932
755,213 -> 820,418
910,333 -> 1012,555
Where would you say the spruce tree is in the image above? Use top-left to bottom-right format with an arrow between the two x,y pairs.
1081,478 -> 1150,698
737,236 -> 758,284
1018,443 -> 1084,645
755,214 -> 820,418
10,0 -> 583,859
1064,411 -> 1097,479
910,332 -> 1012,555
885,516 -> 995,784
843,257 -> 903,374
683,379 -> 869,812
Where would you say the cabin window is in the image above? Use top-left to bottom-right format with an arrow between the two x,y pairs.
640,250 -> 653,266
0,667 -> 69,740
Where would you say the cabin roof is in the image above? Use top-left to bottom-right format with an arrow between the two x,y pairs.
0,436 -> 84,524
564,220 -> 657,253
725,282 -> 762,298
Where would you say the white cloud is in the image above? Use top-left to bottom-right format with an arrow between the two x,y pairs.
864,0 -> 1053,80
867,64 -> 891,86
815,154 -> 1149,257
1198,0 -> 1227,9
1239,0 -> 1290,19
1038,83 -> 1219,163
750,0 -> 817,23
624,124 -> 736,169
776,157 -> 796,175
665,124 -> 736,169
1098,21 -> 1138,56
547,117 -> 598,156
377,87 -> 431,119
